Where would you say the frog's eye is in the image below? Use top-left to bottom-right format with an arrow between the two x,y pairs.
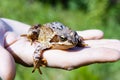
60,35 -> 67,41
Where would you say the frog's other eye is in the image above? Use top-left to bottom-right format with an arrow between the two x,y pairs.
60,35 -> 67,41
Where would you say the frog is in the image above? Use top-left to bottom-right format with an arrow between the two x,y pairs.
21,22 -> 86,74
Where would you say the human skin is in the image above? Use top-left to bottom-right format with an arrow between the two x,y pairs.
0,18 -> 120,80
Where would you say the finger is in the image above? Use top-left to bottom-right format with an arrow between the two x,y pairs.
0,18 -> 30,34
85,39 -> 120,51
77,29 -> 104,40
43,47 -> 120,70
4,31 -> 18,48
0,46 -> 16,80
6,38 -> 35,66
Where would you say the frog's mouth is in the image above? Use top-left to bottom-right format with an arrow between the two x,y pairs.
50,35 -> 78,49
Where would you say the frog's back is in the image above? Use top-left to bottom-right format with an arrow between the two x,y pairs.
38,26 -> 55,42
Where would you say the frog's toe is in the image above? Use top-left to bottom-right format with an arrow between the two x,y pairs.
32,59 -> 42,74
42,58 -> 47,64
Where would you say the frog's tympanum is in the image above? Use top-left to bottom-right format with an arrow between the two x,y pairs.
21,22 -> 86,74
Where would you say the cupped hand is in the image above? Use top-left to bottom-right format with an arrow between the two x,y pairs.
7,32 -> 120,70
2,18 -> 120,69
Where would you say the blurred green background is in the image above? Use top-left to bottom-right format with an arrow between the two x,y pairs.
0,0 -> 120,80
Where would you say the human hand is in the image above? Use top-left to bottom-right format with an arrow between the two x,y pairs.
0,18 -> 120,80
7,31 -> 120,69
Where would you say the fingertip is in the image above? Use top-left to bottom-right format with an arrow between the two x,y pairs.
94,48 -> 120,62
77,29 -> 104,40
107,49 -> 120,62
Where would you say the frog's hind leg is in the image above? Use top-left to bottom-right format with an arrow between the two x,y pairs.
32,44 -> 48,74
32,45 -> 43,74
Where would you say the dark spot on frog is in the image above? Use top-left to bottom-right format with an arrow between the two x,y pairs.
56,25 -> 63,30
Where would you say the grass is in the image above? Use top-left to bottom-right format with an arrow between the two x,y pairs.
0,0 -> 120,80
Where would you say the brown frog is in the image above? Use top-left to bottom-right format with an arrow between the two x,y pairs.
21,22 -> 86,74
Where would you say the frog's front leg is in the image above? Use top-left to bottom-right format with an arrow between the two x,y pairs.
77,36 -> 88,47
32,44 -> 51,74
20,34 -> 34,45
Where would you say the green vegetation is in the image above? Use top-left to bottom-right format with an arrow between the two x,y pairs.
0,0 -> 120,80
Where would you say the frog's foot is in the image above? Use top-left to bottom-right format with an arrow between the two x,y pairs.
20,34 -> 34,45
77,36 -> 88,47
32,60 -> 42,74
81,43 -> 88,47
77,42 -> 88,47
32,54 -> 42,74
41,58 -> 47,67
32,51 -> 47,74
32,58 -> 47,74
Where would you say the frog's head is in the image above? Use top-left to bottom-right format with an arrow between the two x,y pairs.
44,22 -> 84,49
